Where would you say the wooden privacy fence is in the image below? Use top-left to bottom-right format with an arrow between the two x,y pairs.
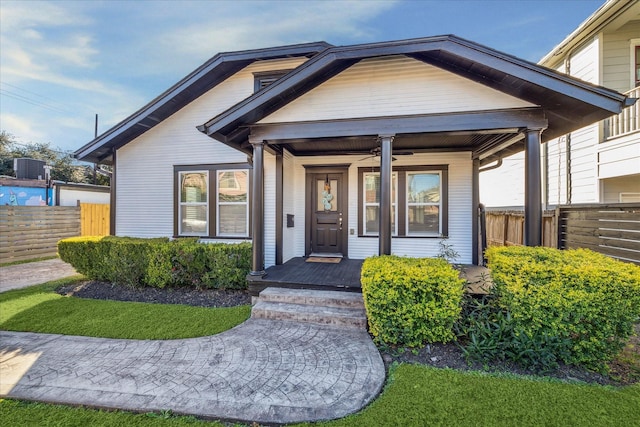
485,203 -> 640,265
558,203 -> 640,265
0,204 -> 110,263
485,209 -> 557,248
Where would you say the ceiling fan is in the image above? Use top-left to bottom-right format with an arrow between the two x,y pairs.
358,146 -> 414,162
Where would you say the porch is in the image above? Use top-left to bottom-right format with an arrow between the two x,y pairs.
247,257 -> 363,296
247,256 -> 492,297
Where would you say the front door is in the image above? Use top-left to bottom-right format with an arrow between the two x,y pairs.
307,168 -> 348,256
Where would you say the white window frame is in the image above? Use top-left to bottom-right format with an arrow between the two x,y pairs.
362,171 -> 398,236
178,170 -> 209,237
405,171 -> 442,236
216,169 -> 249,237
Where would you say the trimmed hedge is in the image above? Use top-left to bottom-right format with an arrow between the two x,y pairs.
58,236 -> 251,289
361,255 -> 465,347
483,246 -> 640,371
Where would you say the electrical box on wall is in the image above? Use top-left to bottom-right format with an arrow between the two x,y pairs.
286,214 -> 294,228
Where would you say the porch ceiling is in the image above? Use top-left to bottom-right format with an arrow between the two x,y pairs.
267,131 -> 522,164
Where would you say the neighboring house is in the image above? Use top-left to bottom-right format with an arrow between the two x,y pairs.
0,178 -> 51,206
53,182 -> 110,206
75,35 -> 631,274
481,0 -> 640,207
0,178 -> 110,206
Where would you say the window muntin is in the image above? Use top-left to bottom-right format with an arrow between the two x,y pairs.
363,172 -> 397,235
179,171 -> 208,235
217,170 -> 249,236
406,172 -> 441,235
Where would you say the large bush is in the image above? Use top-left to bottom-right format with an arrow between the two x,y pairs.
467,246 -> 640,371
361,255 -> 465,347
58,236 -> 251,289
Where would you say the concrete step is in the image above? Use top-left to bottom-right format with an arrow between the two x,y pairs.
258,287 -> 365,309
251,300 -> 367,329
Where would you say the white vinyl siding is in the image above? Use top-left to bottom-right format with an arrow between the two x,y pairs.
568,36 -> 600,84
116,58 -> 306,239
601,174 -> 640,203
258,56 -> 535,124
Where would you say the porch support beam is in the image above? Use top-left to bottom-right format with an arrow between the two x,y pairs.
472,158 -> 480,264
249,108 -> 547,142
250,140 -> 266,276
524,128 -> 543,246
379,135 -> 394,255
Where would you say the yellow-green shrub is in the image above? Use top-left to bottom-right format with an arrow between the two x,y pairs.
58,236 -> 250,289
485,246 -> 640,370
361,255 -> 465,347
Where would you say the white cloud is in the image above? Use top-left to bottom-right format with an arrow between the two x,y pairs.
0,0 -> 399,151
0,113 -> 47,143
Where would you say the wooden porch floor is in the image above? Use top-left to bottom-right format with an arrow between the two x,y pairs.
248,257 -> 363,296
247,257 -> 493,296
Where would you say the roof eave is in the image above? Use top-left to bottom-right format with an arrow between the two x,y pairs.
74,41 -> 333,163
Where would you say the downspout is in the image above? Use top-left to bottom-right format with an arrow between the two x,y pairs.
565,132 -> 572,204
478,158 -> 503,173
542,140 -> 549,209
563,55 -> 573,205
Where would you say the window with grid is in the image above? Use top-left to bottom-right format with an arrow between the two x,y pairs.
175,164 -> 250,238
359,166 -> 447,237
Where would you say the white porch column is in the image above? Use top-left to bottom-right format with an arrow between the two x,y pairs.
379,135 -> 394,255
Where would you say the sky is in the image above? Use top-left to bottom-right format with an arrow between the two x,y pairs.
0,0 -> 605,155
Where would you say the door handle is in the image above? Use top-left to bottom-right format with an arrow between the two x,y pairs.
339,216 -> 343,230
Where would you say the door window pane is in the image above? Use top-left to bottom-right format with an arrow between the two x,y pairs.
317,178 -> 337,211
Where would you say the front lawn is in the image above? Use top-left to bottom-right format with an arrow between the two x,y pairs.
0,277 -> 250,339
304,364 -> 640,427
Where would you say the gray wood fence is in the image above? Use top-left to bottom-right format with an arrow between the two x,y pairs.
485,203 -> 640,265
1,206 -> 81,263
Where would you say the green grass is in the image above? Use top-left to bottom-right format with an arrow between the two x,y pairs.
0,277 -> 250,339
303,364 -> 640,427
0,400 -> 224,427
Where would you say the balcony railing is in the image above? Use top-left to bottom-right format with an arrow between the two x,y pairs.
604,86 -> 639,140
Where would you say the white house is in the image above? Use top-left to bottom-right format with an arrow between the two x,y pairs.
481,0 -> 640,207
75,35 -> 631,278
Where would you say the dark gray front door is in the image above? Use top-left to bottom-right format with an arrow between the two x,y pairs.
308,170 -> 347,255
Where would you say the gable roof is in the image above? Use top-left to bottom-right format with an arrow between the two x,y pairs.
74,41 -> 332,164
198,34 -> 632,153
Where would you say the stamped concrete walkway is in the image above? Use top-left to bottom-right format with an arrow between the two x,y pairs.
0,258 -> 78,292
0,318 -> 385,423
